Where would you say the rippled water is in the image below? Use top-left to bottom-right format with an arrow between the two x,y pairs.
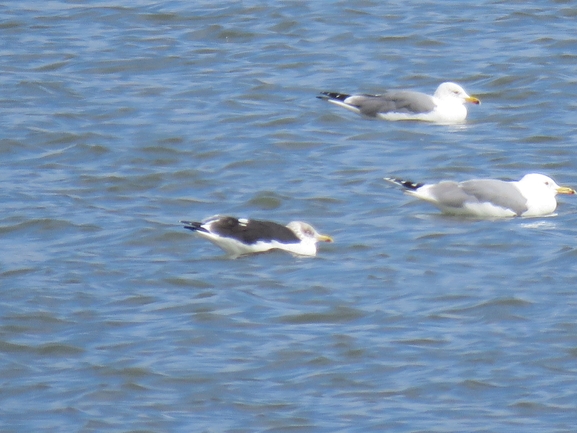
2,1 -> 577,432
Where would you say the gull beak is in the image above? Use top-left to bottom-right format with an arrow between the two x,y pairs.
557,186 -> 576,195
466,96 -> 481,105
317,234 -> 334,243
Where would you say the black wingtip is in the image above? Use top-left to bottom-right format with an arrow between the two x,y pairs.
384,177 -> 424,190
181,221 -> 207,233
317,91 -> 350,101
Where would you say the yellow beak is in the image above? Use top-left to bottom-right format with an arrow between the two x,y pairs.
466,96 -> 481,105
557,186 -> 576,195
317,234 -> 334,243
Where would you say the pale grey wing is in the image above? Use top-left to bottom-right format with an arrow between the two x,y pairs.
460,180 -> 529,215
426,182 -> 474,208
350,90 -> 436,117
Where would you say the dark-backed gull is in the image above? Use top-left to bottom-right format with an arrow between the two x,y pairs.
385,173 -> 575,218
181,216 -> 333,257
318,82 -> 480,123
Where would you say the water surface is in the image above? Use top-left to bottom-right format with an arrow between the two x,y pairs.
2,1 -> 577,432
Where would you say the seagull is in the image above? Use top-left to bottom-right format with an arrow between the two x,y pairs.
318,82 -> 480,123
384,173 -> 575,218
181,216 -> 333,257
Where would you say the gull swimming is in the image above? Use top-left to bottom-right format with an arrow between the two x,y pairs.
181,216 -> 333,257
384,173 -> 575,218
318,82 -> 480,123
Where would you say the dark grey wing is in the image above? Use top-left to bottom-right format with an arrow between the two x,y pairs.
354,90 -> 436,116
460,180 -> 528,215
210,217 -> 300,245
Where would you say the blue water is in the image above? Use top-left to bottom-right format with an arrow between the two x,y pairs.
2,1 -> 577,432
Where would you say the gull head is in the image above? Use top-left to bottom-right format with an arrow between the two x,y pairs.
286,221 -> 333,244
434,82 -> 480,105
518,173 -> 575,197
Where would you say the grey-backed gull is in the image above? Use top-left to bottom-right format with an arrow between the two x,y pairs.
181,216 -> 333,257
385,173 -> 575,218
318,82 -> 480,123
